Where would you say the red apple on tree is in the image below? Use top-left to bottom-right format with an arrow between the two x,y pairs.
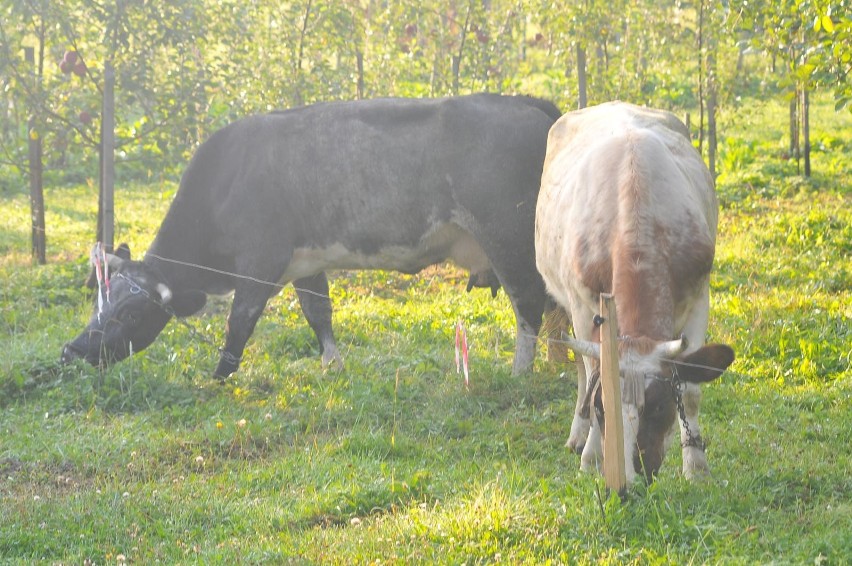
63,50 -> 78,65
79,110 -> 92,125
73,61 -> 87,77
59,59 -> 72,74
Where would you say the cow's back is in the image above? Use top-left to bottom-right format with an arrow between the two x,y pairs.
536,102 -> 717,333
159,95 -> 555,256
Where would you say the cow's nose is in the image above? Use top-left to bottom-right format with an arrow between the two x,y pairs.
61,343 -> 83,364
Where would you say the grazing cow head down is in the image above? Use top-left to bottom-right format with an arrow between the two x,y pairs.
573,335 -> 735,481
61,247 -> 206,367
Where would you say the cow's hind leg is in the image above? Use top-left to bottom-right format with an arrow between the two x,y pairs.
294,273 -> 343,369
485,250 -> 545,375
459,201 -> 545,374
501,277 -> 545,375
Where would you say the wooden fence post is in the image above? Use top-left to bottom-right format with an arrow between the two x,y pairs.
599,293 -> 626,495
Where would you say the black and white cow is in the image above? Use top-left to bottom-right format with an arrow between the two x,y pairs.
62,94 -> 561,379
535,102 -> 735,482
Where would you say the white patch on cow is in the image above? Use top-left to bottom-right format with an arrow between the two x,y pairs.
511,317 -> 537,375
280,222 -> 490,282
581,419 -> 603,473
678,381 -> 711,479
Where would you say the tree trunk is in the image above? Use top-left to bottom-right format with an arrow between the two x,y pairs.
707,40 -> 717,178
697,0 -> 705,154
100,61 -> 115,251
452,55 -> 461,95
356,49 -> 364,100
794,87 -> 803,174
294,0 -> 313,106
25,46 -> 46,265
789,95 -> 798,158
576,44 -> 587,109
802,87 -> 810,177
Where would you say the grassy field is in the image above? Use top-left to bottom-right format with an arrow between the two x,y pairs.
1,97 -> 850,564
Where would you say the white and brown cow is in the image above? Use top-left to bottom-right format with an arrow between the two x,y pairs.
535,102 -> 735,482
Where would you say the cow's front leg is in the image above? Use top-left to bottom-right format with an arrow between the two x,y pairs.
566,304 -> 595,453
294,273 -> 343,369
215,281 -> 275,380
678,381 -> 711,479
566,357 -> 591,453
580,417 -> 603,473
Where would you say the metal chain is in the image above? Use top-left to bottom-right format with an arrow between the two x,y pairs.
670,364 -> 706,450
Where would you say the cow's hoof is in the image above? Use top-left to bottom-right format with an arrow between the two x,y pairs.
682,449 -> 712,480
565,436 -> 585,454
683,463 -> 712,481
579,456 -> 601,474
211,373 -> 229,385
321,349 -> 344,371
566,416 -> 590,454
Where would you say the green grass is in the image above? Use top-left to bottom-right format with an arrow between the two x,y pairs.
1,96 -> 851,564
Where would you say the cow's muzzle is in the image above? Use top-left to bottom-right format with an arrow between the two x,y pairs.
61,342 -> 88,365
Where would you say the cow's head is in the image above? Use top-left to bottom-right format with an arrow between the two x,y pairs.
61,246 -> 206,367
570,336 -> 734,481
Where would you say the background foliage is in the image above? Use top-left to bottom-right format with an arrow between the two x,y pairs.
1,0 -> 850,188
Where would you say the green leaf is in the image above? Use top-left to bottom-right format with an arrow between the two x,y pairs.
821,16 -> 835,33
796,63 -> 816,80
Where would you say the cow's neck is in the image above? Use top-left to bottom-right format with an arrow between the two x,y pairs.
145,209 -> 214,293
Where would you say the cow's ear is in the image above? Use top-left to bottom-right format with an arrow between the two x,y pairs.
168,290 -> 207,317
675,344 -> 735,383
114,243 -> 131,261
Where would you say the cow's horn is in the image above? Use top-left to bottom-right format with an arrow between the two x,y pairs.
156,283 -> 172,304
563,336 -> 601,359
658,335 -> 688,358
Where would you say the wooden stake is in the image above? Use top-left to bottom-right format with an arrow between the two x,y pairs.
599,293 -> 626,495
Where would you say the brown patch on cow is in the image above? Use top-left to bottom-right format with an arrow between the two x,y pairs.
574,235 -> 612,297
